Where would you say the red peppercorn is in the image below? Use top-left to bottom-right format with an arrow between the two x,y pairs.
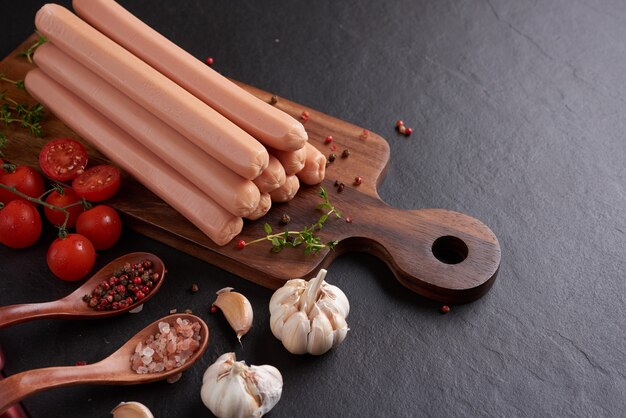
354,176 -> 362,186
112,302 -> 120,310
396,119 -> 404,128
102,282 -> 110,291
133,277 -> 142,285
300,111 -> 310,121
360,129 -> 369,140
75,361 -> 87,366
143,260 -> 153,269
330,144 -> 337,151
151,273 -> 160,282
135,291 -> 145,300
210,305 -> 218,314
346,216 -> 353,223
205,57 -> 214,66
236,239 -> 246,250
126,297 -> 134,305
116,285 -> 126,294
440,305 -> 451,314
142,285 -> 150,294
405,127 -> 413,136
325,135 -> 333,144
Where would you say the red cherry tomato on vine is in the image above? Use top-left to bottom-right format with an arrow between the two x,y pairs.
0,200 -> 42,248
39,138 -> 88,182
0,166 -> 45,204
72,165 -> 121,202
76,205 -> 122,250
47,233 -> 96,281
44,187 -> 85,228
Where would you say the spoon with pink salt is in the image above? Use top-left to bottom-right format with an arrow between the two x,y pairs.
0,252 -> 165,329
0,313 -> 209,414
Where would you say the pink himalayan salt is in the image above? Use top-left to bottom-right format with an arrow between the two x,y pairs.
130,319 -> 202,375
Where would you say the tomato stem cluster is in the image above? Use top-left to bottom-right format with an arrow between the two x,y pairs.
0,183 -> 90,237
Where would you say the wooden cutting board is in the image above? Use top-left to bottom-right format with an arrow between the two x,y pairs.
0,35 -> 500,304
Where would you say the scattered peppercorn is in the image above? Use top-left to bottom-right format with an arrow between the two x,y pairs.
354,176 -> 362,186
405,127 -> 413,136
300,111 -> 310,121
398,125 -> 407,134
334,180 -> 340,187
324,135 -> 333,144
270,95 -> 278,105
360,129 -> 369,140
210,305 -> 218,314
82,259 -> 159,311
346,216 -> 353,223
396,120 -> 404,128
191,283 -> 199,293
236,239 -> 246,250
184,309 -> 193,314
330,144 -> 337,151
337,183 -> 345,193
396,119 -> 413,137
440,305 -> 451,314
75,361 -> 87,366
341,149 -> 351,158
328,153 -> 337,162
280,214 -> 291,225
205,57 -> 214,66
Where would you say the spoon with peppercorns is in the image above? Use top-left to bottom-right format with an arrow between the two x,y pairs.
0,313 -> 209,414
0,252 -> 165,329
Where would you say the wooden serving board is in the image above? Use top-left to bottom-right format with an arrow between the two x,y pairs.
1,36 -> 500,304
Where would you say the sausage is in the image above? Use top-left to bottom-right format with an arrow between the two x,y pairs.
35,4 -> 268,180
296,143 -> 327,185
253,155 -> 287,194
72,0 -> 307,152
269,147 -> 306,175
246,193 -> 272,221
34,43 -> 260,218
269,175 -> 300,203
24,69 -> 243,246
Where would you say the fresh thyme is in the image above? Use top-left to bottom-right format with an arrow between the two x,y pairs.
0,132 -> 6,157
17,32 -> 47,64
0,78 -> 45,137
242,187 -> 341,254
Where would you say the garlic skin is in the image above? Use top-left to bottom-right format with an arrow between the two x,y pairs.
111,401 -> 154,418
269,269 -> 349,355
201,352 -> 282,418
212,287 -> 253,342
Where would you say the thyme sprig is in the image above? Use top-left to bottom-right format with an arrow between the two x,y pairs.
0,81 -> 45,137
244,187 -> 341,254
17,32 -> 47,64
0,132 -> 6,157
0,182 -> 90,237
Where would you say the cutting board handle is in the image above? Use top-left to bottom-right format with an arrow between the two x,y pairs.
336,196 -> 501,304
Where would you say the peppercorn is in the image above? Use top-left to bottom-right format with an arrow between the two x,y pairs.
191,283 -> 199,293
205,57 -> 214,66
330,144 -> 337,151
354,176 -> 362,186
325,135 -> 333,144
405,127 -> 413,136
184,309 -> 193,314
341,149 -> 351,158
210,305 -> 218,314
151,273 -> 160,281
280,214 -> 291,225
236,239 -> 246,250
114,294 -> 122,302
270,95 -> 278,105
143,260 -> 153,269
440,305 -> 451,314
338,183 -> 345,193
334,179 -> 339,187
346,216 -> 353,223
300,111 -> 310,121
328,153 -> 336,162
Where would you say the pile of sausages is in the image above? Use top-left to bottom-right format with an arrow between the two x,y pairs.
24,0 -> 326,246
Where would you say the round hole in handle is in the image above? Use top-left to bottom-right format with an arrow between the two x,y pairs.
432,236 -> 468,264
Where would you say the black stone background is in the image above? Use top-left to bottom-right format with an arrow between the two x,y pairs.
1,0 -> 625,417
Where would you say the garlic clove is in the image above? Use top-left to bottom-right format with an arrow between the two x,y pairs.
269,304 -> 297,340
213,288 -> 253,342
281,311 -> 310,355
202,352 -> 235,385
331,312 -> 349,347
249,365 -> 283,416
321,284 -> 350,318
269,279 -> 305,313
307,307 -> 334,355
111,401 -> 154,418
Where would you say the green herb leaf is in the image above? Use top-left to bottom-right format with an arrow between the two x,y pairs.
264,223 -> 272,234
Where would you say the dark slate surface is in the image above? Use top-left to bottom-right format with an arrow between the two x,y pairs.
1,0 -> 625,417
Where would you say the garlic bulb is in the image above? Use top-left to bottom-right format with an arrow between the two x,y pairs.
201,352 -> 282,418
111,401 -> 154,418
269,269 -> 349,355
212,287 -> 253,342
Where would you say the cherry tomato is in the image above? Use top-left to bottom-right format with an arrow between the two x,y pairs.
0,165 -> 45,204
72,165 -> 121,202
47,233 -> 96,281
0,200 -> 42,248
76,205 -> 122,250
39,138 -> 88,182
44,187 -> 85,228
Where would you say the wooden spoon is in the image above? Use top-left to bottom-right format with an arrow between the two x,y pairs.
0,346 -> 28,418
0,313 -> 209,414
0,252 -> 165,329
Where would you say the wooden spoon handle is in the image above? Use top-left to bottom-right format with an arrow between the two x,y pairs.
338,200 -> 501,303
0,365 -> 94,413
0,301 -> 64,329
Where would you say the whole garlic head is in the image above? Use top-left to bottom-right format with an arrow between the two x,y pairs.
269,269 -> 349,355
201,352 -> 282,418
